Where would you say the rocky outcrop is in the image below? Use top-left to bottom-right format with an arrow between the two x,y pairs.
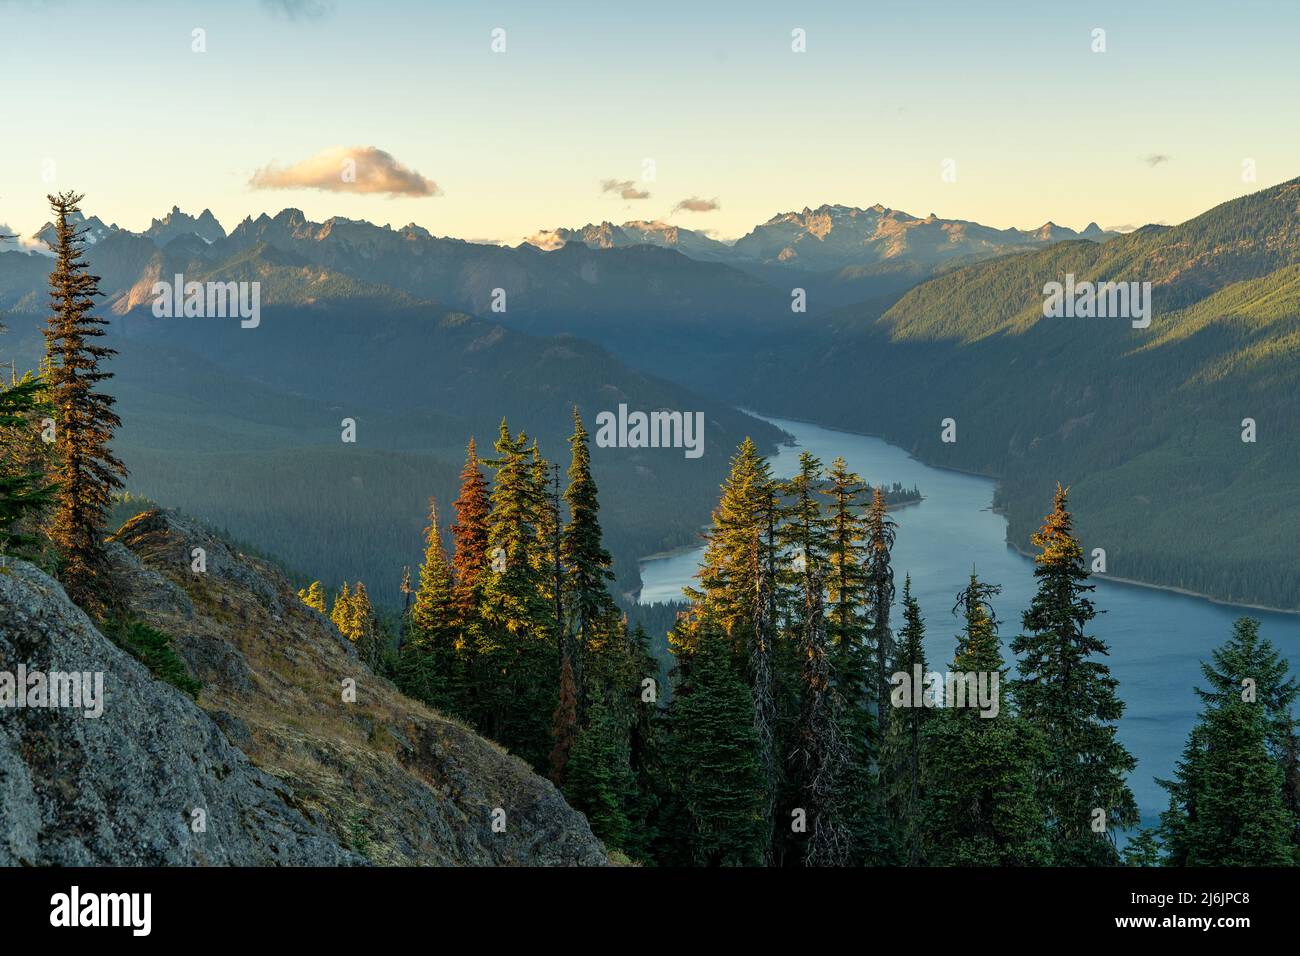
0,559 -> 361,866
0,508 -> 605,866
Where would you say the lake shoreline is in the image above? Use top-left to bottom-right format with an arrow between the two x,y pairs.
1003,537 -> 1300,617
746,406 -> 1300,618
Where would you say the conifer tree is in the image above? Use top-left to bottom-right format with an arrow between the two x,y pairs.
750,530 -> 780,863
882,575 -> 930,864
682,438 -> 777,653
0,373 -> 55,556
297,580 -> 327,613
450,437 -> 491,623
331,582 -> 352,634
1193,617 -> 1298,760
820,457 -> 886,865
778,451 -> 830,624
562,407 -> 618,675
565,695 -> 636,850
864,486 -> 897,726
821,457 -> 869,668
1010,485 -> 1137,865
42,192 -> 126,609
479,420 -> 556,768
1159,618 -> 1298,866
348,581 -> 381,667
400,498 -> 461,712
666,615 -> 767,866
1121,830 -> 1163,867
788,566 -> 851,866
920,572 -> 1051,866
1159,698 -> 1294,866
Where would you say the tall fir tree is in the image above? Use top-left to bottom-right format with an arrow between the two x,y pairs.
788,565 -> 852,866
42,192 -> 126,609
666,615 -> 767,866
348,581 -> 381,668
681,437 -> 776,653
478,420 -> 557,769
1159,618 -> 1298,865
778,451 -> 831,627
864,486 -> 897,733
565,695 -> 636,851
1010,485 -> 1137,865
920,572 -> 1052,866
1159,698 -> 1294,866
450,437 -> 491,626
400,498 -> 462,713
882,575 -> 931,864
330,581 -> 352,634
561,407 -> 618,687
820,457 -> 885,865
821,457 -> 869,671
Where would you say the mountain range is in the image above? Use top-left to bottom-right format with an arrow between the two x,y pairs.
528,204 -> 1116,273
1,182 -> 1294,610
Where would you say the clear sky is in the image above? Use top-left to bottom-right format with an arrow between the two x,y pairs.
2,0 -> 1297,243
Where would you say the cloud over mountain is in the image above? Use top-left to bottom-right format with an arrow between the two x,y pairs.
673,196 -> 719,213
601,179 -> 650,200
250,146 -> 439,197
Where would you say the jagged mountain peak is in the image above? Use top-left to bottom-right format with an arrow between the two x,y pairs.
144,205 -> 227,246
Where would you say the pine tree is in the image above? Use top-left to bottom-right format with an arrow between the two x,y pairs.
820,457 -> 885,865
400,498 -> 461,712
1193,617 -> 1298,760
788,566 -> 852,866
1121,830 -> 1163,867
864,486 -> 897,731
562,407 -> 618,681
297,580 -> 327,613
450,437 -> 491,625
42,192 -> 126,609
778,451 -> 831,626
0,373 -> 56,557
882,575 -> 930,864
919,572 -> 1052,866
1010,485 -> 1137,865
666,616 -> 767,866
565,695 -> 636,850
349,581 -> 380,667
478,420 -> 557,769
681,438 -> 777,653
821,457 -> 869,670
1159,699 -> 1293,866
330,582 -> 352,634
1158,618 -> 1297,866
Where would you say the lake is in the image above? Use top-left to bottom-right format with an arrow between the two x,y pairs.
638,413 -> 1300,821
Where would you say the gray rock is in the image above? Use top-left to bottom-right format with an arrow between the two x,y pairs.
0,560 -> 363,866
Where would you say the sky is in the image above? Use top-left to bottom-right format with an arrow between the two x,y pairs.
1,0 -> 1298,244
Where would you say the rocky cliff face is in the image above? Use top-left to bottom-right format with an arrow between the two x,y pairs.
0,509 -> 607,866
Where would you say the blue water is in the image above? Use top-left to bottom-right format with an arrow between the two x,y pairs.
638,413 -> 1300,819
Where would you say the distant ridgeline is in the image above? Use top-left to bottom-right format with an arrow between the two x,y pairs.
743,178 -> 1300,611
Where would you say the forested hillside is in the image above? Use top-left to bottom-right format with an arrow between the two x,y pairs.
744,178 -> 1300,609
0,294 -> 783,606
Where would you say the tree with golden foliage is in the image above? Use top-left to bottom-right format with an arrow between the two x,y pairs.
42,192 -> 126,609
